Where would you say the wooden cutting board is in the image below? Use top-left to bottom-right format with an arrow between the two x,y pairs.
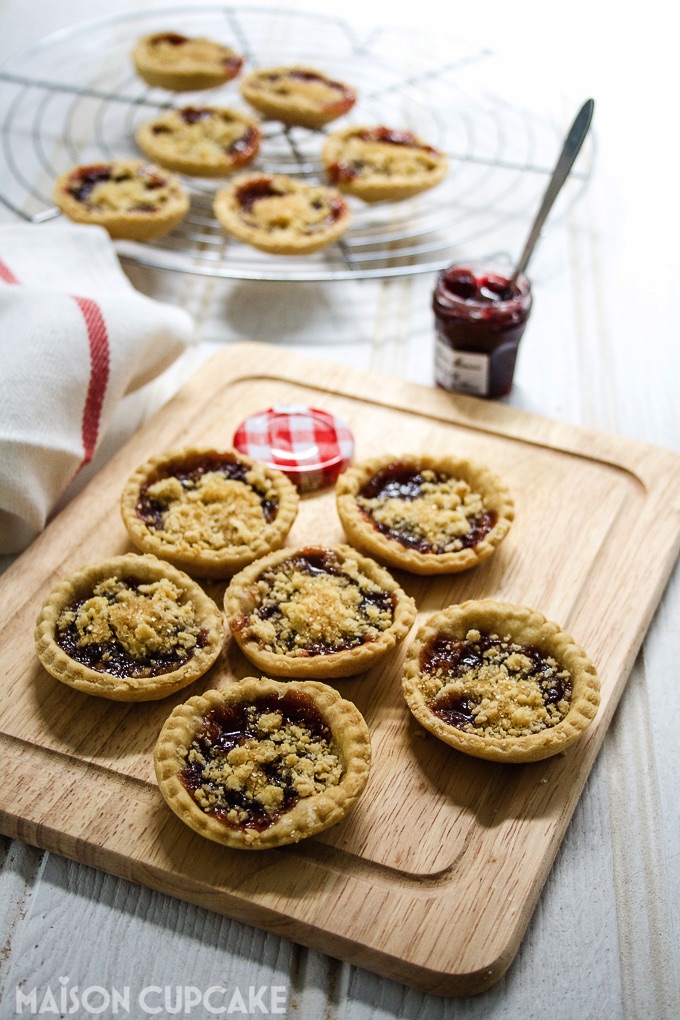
2,343 -> 679,996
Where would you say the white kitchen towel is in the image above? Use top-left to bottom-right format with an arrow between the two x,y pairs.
0,221 -> 194,554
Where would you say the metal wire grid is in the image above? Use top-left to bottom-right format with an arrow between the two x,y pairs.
0,6 -> 593,282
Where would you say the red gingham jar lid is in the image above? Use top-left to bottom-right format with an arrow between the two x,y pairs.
233,405 -> 354,493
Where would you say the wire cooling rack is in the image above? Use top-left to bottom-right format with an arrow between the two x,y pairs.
0,6 -> 594,282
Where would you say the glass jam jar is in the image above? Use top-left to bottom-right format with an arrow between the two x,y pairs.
433,260 -> 532,398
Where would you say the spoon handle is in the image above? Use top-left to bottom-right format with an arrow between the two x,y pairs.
510,98 -> 594,286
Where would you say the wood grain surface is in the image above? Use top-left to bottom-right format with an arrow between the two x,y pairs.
1,343 -> 679,996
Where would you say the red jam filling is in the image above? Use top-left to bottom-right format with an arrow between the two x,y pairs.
227,126 -> 259,161
56,576 -> 209,678
150,33 -> 188,46
180,691 -> 332,831
420,634 -> 572,730
236,177 -> 280,211
223,54 -> 244,76
232,547 -> 396,656
358,462 -> 497,554
317,196 -> 347,224
179,107 -> 213,124
68,164 -> 111,202
136,452 -> 279,531
285,68 -> 354,112
358,127 -> 436,153
439,268 -> 518,306
326,161 -> 358,184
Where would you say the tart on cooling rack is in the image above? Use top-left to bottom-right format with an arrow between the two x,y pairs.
154,677 -> 371,849
121,447 -> 299,580
322,125 -> 449,202
34,554 -> 224,702
53,159 -> 190,241
335,453 -> 514,575
239,65 -> 356,128
136,106 -> 261,177
213,172 -> 351,255
224,544 -> 417,678
402,601 -> 600,762
132,32 -> 244,91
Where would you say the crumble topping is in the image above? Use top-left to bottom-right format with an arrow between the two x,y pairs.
419,629 -> 573,738
143,35 -> 241,71
329,132 -> 442,180
67,162 -> 178,213
56,575 -> 201,665
236,180 -> 345,235
357,466 -> 495,553
138,459 -> 278,552
256,70 -> 347,107
237,548 -> 396,656
181,696 -> 343,832
145,109 -> 255,159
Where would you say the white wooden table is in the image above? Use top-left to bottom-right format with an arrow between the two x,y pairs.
1,1 -> 678,1017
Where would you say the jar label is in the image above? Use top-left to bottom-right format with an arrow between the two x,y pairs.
435,340 -> 490,396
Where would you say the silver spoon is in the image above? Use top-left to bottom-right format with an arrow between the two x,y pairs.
510,98 -> 595,288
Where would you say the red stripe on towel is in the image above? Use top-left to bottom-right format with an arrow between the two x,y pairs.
0,259 -> 19,284
72,296 -> 110,465
0,258 -> 110,466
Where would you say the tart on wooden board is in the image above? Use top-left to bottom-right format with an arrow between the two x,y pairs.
154,677 -> 371,849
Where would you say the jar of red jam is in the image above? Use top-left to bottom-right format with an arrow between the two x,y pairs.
433,260 -> 532,398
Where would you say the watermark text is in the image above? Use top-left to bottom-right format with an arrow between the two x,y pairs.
15,978 -> 288,1015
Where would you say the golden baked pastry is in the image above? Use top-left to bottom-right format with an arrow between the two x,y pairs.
154,677 -> 371,848
34,554 -> 224,702
136,106 -> 261,177
224,544 -> 417,678
402,601 -> 600,762
335,454 -> 514,575
322,125 -> 448,202
239,65 -> 356,128
120,447 -> 299,580
213,172 -> 351,255
53,159 -> 189,241
132,32 -> 243,91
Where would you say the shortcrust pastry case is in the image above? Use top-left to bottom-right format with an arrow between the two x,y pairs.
34,553 -> 224,702
135,106 -> 261,178
132,32 -> 243,91
335,453 -> 514,575
322,125 -> 448,202
154,677 -> 371,849
120,447 -> 299,579
213,173 -> 351,255
239,65 -> 356,128
53,159 -> 189,241
224,544 -> 417,679
402,600 -> 600,763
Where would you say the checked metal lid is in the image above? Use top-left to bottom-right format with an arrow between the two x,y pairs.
233,405 -> 354,493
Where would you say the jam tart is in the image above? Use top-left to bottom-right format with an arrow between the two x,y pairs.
402,601 -> 600,763
335,453 -> 514,575
53,159 -> 190,241
322,125 -> 449,202
224,544 -> 417,679
120,447 -> 299,580
239,65 -> 356,128
154,677 -> 371,848
136,106 -> 261,178
132,32 -> 243,91
213,172 -> 351,255
34,554 -> 224,702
